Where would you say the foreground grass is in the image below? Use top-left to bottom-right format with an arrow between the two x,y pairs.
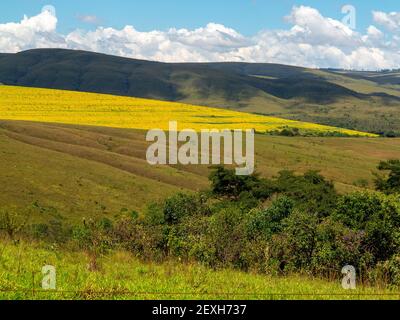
0,241 -> 397,300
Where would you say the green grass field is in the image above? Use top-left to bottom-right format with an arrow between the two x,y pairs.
0,240 -> 397,300
1,120 -> 400,223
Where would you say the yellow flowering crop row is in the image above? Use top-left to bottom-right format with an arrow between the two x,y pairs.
0,85 -> 375,136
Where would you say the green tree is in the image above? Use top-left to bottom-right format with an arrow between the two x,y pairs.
209,166 -> 275,201
275,170 -> 338,217
374,160 -> 400,194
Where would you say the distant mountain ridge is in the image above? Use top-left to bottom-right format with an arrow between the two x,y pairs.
1,49 -> 400,134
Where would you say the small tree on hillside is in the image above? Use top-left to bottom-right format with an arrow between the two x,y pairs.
72,218 -> 114,271
209,166 -> 275,201
374,160 -> 400,195
0,207 -> 28,240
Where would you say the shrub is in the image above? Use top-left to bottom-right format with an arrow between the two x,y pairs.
0,207 -> 29,240
374,160 -> 400,195
247,196 -> 295,240
353,178 -> 369,188
374,255 -> 400,287
269,210 -> 318,273
163,193 -> 210,225
207,205 -> 250,269
30,219 -> 69,243
311,218 -> 366,278
279,128 -> 296,136
72,218 -> 114,270
143,202 -> 165,226
333,192 -> 400,262
30,223 -> 49,239
275,170 -> 338,217
167,215 -> 210,261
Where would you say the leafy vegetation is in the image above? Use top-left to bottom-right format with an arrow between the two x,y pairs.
267,126 -> 354,137
374,160 -> 400,195
2,164 -> 400,291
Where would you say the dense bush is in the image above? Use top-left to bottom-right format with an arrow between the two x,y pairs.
311,218 -> 366,277
163,193 -> 211,224
247,196 -> 294,240
274,170 -> 338,217
269,210 -> 318,273
333,192 -> 400,262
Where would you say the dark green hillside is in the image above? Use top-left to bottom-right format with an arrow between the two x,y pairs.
0,49 -> 387,103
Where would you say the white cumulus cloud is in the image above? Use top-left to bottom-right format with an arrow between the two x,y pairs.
0,10 -> 63,52
373,11 -> 400,32
0,5 -> 399,70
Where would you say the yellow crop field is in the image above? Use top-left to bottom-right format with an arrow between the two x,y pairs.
0,85 -> 375,136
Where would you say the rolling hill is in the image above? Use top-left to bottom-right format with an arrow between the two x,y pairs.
1,49 -> 400,134
0,85 -> 388,223
1,118 -> 399,223
0,85 -> 398,222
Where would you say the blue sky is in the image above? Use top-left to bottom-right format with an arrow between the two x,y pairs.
0,1 -> 399,69
0,0 -> 398,35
